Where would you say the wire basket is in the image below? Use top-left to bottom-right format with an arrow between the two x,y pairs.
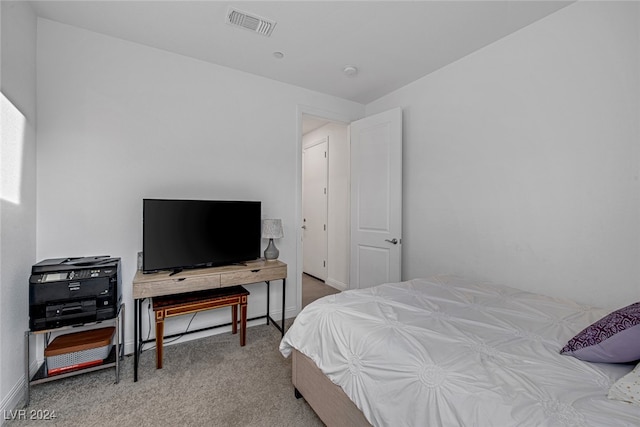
48,344 -> 111,369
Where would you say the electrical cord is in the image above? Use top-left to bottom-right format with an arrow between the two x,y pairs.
140,298 -> 198,353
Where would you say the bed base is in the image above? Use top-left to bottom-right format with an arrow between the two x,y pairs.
292,348 -> 371,427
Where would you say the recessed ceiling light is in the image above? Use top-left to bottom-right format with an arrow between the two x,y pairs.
343,65 -> 358,77
273,52 -> 284,59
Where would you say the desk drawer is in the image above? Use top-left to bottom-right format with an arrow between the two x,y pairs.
133,275 -> 221,298
221,266 -> 287,286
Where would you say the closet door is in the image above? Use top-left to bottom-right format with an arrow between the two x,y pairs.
303,137 -> 328,281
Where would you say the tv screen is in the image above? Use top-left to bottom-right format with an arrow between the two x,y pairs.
143,199 -> 261,273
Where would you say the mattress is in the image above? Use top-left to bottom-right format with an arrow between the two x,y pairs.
280,276 -> 640,426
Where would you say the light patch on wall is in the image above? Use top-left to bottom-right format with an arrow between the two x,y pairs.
1,92 -> 25,205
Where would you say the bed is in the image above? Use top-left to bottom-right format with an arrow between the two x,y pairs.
279,276 -> 640,426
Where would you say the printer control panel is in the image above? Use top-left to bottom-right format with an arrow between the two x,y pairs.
38,269 -> 109,283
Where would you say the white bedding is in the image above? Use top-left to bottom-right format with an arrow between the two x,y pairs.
280,276 -> 640,426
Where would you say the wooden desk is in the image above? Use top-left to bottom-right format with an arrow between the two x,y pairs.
132,260 -> 287,381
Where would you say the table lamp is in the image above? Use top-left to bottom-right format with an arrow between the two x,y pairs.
262,219 -> 284,261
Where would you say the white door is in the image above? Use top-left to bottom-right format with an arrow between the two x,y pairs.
303,138 -> 328,280
350,108 -> 402,289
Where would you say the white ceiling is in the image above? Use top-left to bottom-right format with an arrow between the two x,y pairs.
30,1 -> 573,104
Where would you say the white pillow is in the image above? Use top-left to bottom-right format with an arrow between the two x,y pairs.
608,362 -> 640,406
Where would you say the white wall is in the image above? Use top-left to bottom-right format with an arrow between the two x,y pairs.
0,0 -> 37,416
367,1 -> 640,310
36,18 -> 364,354
302,122 -> 350,290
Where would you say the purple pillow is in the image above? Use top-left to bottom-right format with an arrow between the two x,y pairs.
561,302 -> 640,363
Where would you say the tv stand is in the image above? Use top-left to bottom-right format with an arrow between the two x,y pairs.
132,259 -> 287,381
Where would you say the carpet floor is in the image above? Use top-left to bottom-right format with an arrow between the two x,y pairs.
301,274 -> 340,308
11,321 -> 323,427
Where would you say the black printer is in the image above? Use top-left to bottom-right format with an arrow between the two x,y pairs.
29,256 -> 121,331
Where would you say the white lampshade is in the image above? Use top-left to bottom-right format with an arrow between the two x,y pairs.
262,219 -> 284,239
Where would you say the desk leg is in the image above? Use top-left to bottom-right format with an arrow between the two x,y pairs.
264,279 -> 286,336
265,280 -> 271,325
134,299 -> 139,382
155,310 -> 165,369
281,278 -> 286,337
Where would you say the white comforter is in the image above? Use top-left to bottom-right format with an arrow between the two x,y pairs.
279,276 -> 640,427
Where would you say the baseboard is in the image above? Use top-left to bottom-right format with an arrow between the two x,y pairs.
325,278 -> 348,291
0,359 -> 37,424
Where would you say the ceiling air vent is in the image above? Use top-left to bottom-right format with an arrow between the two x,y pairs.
226,8 -> 276,37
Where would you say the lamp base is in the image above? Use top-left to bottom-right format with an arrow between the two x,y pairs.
264,238 -> 279,261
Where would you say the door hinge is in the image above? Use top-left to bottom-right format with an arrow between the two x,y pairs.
324,224 -> 326,231
323,260 -> 326,267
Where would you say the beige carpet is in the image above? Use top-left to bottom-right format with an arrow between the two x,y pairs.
12,321 -> 323,427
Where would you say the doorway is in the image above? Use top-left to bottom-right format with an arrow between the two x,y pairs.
296,107 -> 402,311
301,114 -> 350,292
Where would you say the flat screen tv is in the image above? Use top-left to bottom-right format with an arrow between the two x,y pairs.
142,199 -> 261,273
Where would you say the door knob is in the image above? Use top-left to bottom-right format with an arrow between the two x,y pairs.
385,238 -> 399,245
301,225 -> 307,229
